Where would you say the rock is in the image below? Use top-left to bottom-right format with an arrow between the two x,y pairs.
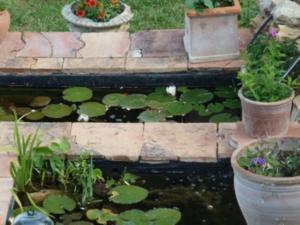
272,0 -> 300,27
257,0 -> 285,14
278,25 -> 300,40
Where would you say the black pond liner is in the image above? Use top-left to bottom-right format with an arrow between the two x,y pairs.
5,159 -> 247,225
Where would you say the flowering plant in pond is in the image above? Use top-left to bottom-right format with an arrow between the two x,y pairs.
73,0 -> 123,22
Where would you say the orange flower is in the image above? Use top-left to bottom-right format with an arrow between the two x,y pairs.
85,0 -> 97,7
110,0 -> 119,5
76,9 -> 85,17
98,11 -> 105,20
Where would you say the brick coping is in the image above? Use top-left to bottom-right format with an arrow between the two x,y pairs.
0,29 -> 252,74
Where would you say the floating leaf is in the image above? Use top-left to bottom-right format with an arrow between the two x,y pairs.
178,86 -> 189,93
166,101 -> 193,116
63,87 -> 93,103
209,113 -> 240,123
42,104 -> 73,119
43,194 -> 76,214
146,208 -> 182,225
214,87 -> 237,99
86,209 -> 120,224
15,107 -> 32,116
222,99 -> 241,109
194,105 -> 212,117
180,89 -> 213,104
0,107 -> 14,121
207,103 -> 224,113
102,93 -> 126,107
30,96 -> 51,107
147,92 -> 175,103
26,111 -> 44,121
120,209 -> 149,225
109,185 -> 149,204
146,100 -> 172,110
120,94 -> 147,110
78,102 -> 106,118
138,110 -> 167,122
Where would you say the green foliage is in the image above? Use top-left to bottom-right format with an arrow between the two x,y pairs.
78,102 -> 107,117
43,194 -> 76,214
63,87 -> 93,103
183,0 -> 233,12
180,89 -> 214,104
166,101 -> 193,116
239,0 -> 259,27
30,96 -> 51,107
109,185 -> 149,204
102,93 -> 126,107
239,35 -> 297,102
0,0 -> 7,11
209,113 -> 239,123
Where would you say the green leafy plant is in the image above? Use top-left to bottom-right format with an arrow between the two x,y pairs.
183,0 -> 233,12
238,0 -> 259,27
238,33 -> 298,102
0,0 -> 7,12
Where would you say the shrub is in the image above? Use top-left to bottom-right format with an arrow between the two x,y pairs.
0,0 -> 7,12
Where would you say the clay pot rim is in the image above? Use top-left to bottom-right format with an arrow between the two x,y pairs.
238,88 -> 295,106
231,137 -> 300,185
186,0 -> 241,17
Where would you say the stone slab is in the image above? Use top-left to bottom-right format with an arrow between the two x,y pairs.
31,58 -> 63,71
0,201 -> 10,225
217,123 -> 236,159
140,142 -> 178,163
71,123 -> 144,161
126,57 -> 187,73
0,58 -> 36,71
0,32 -> 24,59
129,29 -> 186,58
42,32 -> 84,58
0,178 -> 13,202
143,123 -> 217,162
0,155 -> 16,178
16,32 -> 52,58
78,32 -> 130,58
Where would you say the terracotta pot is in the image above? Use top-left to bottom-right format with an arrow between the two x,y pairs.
0,10 -> 10,43
238,89 -> 294,138
184,0 -> 241,63
231,137 -> 300,225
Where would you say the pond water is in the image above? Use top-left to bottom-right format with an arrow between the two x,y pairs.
0,86 -> 241,123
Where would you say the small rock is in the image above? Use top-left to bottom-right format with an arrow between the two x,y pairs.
278,25 -> 300,40
272,0 -> 300,27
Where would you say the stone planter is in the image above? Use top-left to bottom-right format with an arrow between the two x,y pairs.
231,137 -> 300,225
238,88 -> 294,138
184,0 -> 241,63
0,10 -> 10,43
61,2 -> 133,33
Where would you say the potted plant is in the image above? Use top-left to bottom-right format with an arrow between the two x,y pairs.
238,31 -> 298,138
0,0 -> 10,43
183,0 -> 241,63
61,0 -> 133,32
231,137 -> 300,225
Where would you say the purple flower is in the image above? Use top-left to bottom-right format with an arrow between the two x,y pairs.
269,27 -> 278,38
251,157 -> 266,166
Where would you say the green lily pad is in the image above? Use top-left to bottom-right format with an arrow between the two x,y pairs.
166,101 -> 193,116
43,194 -> 76,214
207,103 -> 224,113
138,110 -> 167,122
63,87 -> 93,103
178,86 -> 190,93
42,104 -> 73,119
26,111 -> 44,121
30,96 -> 51,107
0,107 -> 14,121
147,92 -> 175,103
120,209 -> 149,225
86,209 -> 120,224
102,93 -> 126,107
214,87 -> 237,99
146,208 -> 182,225
120,94 -> 147,110
146,100 -> 172,110
78,102 -> 106,118
15,107 -> 32,116
222,99 -> 241,109
109,185 -> 149,204
209,113 -> 240,123
180,89 -> 213,104
194,105 -> 212,117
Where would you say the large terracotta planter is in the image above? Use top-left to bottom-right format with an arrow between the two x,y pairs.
61,1 -> 133,32
231,137 -> 300,225
184,0 -> 241,63
238,89 -> 294,138
0,10 -> 10,43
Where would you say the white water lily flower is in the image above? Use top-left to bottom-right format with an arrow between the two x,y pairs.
77,113 -> 89,122
166,85 -> 176,96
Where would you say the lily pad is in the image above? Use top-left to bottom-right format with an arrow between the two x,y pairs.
42,104 -> 73,119
120,209 -> 149,225
194,105 -> 212,117
209,113 -> 240,123
43,194 -> 76,214
147,92 -> 175,103
102,93 -> 126,107
207,103 -> 224,113
15,107 -> 32,116
0,107 -> 14,121
146,100 -> 172,110
166,101 -> 193,116
138,110 -> 167,122
30,96 -> 51,107
146,208 -> 182,225
78,102 -> 106,118
222,99 -> 241,109
63,87 -> 93,103
180,89 -> 213,104
178,86 -> 190,93
26,111 -> 45,121
214,87 -> 237,99
87,209 -> 120,224
109,185 -> 149,204
120,94 -> 147,110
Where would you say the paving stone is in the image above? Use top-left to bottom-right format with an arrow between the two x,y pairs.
17,32 -> 52,58
0,57 -> 36,71
71,123 -> 143,161
129,29 -> 186,58
126,57 -> 187,73
0,155 -> 16,178
0,201 -> 10,225
42,32 -> 84,58
143,123 -> 217,162
0,122 -> 72,153
217,123 -> 236,159
31,58 -> 63,71
0,32 -> 24,59
238,28 -> 253,50
63,58 -> 125,72
0,178 -> 13,202
140,142 -> 178,163
188,59 -> 244,71
78,32 -> 130,58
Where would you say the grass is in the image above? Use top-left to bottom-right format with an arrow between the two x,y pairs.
7,0 -> 257,32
